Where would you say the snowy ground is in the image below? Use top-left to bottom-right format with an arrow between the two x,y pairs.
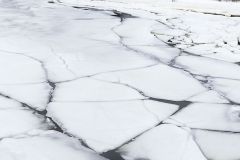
0,0 -> 240,159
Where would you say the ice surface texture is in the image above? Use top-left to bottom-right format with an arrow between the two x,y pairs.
0,0 -> 240,159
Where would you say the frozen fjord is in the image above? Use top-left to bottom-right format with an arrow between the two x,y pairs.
0,0 -> 240,159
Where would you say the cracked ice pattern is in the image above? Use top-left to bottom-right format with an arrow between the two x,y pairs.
0,0 -> 240,159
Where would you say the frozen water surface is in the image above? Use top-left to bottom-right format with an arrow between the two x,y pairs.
1,0 -> 240,159
47,100 -> 178,152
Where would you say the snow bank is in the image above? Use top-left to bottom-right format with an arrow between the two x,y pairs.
57,0 -> 240,16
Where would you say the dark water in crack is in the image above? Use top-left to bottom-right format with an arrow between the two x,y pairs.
102,150 -> 125,160
112,10 -> 137,22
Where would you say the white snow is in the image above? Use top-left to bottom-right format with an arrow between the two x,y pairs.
59,0 -> 240,17
119,124 -> 207,160
188,90 -> 228,104
0,83 -> 51,110
53,78 -> 143,102
48,100 -> 178,152
175,56 -> 240,80
194,130 -> 240,160
1,0 -> 240,158
0,51 -> 46,84
166,103 -> 240,132
0,96 -> 21,109
211,78 -> 240,104
95,64 -> 206,101
0,131 -> 106,160
0,95 -> 48,138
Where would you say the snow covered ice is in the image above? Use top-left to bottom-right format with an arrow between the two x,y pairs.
1,0 -> 240,159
